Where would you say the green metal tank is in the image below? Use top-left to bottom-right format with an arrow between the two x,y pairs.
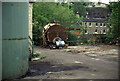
0,2 -> 2,81
2,2 -> 29,79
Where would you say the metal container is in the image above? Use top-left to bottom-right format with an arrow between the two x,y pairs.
42,23 -> 68,47
47,24 -> 68,42
0,2 -> 2,81
2,2 -> 29,79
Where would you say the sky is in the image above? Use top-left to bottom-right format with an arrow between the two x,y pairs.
1,0 -> 118,3
89,0 -> 118,4
62,0 -> 118,4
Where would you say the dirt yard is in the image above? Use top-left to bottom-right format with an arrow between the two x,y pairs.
23,45 -> 119,79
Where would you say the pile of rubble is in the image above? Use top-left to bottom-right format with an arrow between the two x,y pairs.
63,45 -> 118,55
64,46 -> 101,54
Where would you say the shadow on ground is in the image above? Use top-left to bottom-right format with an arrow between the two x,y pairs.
24,61 -> 93,77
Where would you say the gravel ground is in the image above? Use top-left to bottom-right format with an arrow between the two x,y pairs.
23,45 -> 119,79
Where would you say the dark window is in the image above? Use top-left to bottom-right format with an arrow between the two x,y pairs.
95,29 -> 97,32
100,23 -> 102,26
104,23 -> 106,26
89,23 -> 91,26
96,23 -> 98,26
85,30 -> 87,33
110,24 -> 112,26
103,30 -> 106,32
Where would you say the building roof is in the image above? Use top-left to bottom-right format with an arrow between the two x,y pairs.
82,18 -> 109,22
86,7 -> 111,19
71,22 -> 82,27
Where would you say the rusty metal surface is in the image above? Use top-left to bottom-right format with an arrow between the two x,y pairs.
45,24 -> 68,42
3,37 -> 27,40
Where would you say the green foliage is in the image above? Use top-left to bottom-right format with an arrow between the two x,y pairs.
33,53 -> 40,57
33,2 -> 77,45
33,52 -> 47,60
68,32 -> 78,41
109,2 -> 120,38
71,2 -> 87,17
104,34 -> 114,44
104,2 -> 120,44
67,32 -> 78,46
104,22 -> 113,44
40,56 -> 47,60
67,16 -> 89,45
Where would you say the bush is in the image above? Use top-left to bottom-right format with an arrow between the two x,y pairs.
67,32 -> 90,46
67,32 -> 78,46
68,32 -> 78,41
104,34 -> 114,44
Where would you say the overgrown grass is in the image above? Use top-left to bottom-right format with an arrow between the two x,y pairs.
33,53 -> 47,60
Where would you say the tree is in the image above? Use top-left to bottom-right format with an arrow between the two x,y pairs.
109,2 -> 120,38
105,2 -> 120,43
71,2 -> 91,17
32,2 -> 77,45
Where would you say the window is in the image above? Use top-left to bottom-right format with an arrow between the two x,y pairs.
96,23 -> 98,27
93,29 -> 98,34
100,23 -> 102,27
110,24 -> 112,28
85,30 -> 88,34
104,23 -> 106,27
103,29 -> 106,34
89,22 -> 92,27
85,23 -> 87,27
94,29 -> 98,34
95,29 -> 97,32
110,24 -> 111,26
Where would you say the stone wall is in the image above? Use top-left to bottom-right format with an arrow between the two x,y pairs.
29,3 -> 33,52
82,22 -> 108,34
29,3 -> 33,39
